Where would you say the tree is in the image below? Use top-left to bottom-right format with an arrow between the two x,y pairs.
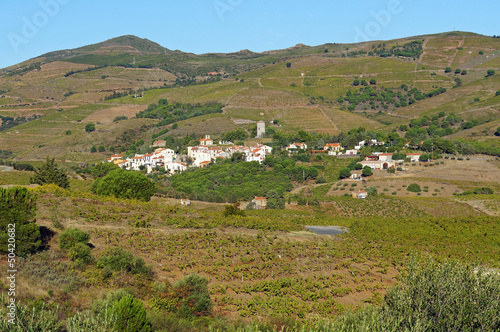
90,146 -> 97,153
461,70 -> 467,75
286,62 -> 292,68
0,187 -> 41,257
444,67 -> 452,73
362,166 -> 373,177
339,167 -> 351,179
454,68 -> 461,74
30,157 -> 70,189
114,295 -> 151,332
419,153 -> 430,162
496,90 -> 500,96
487,69 -> 495,77
353,79 -> 360,86
91,169 -> 156,201
265,190 -> 285,210
85,123 -> 95,133
496,127 -> 500,136
369,78 -> 377,85
98,146 -> 105,152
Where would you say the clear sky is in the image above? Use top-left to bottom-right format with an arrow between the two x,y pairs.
1,0 -> 499,69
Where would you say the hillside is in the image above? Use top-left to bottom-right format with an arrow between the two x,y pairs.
0,31 -> 499,162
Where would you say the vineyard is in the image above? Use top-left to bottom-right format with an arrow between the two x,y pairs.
9,186 -> 495,325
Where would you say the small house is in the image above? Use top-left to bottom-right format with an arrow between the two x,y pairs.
180,199 -> 191,206
252,197 -> 267,210
352,190 -> 367,199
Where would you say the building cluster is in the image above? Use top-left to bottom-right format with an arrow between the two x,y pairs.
360,152 -> 422,170
105,135 -> 273,175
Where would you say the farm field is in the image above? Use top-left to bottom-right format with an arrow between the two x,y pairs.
1,184 -> 498,326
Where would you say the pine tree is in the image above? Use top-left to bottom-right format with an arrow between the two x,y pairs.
30,157 -> 70,188
0,187 -> 41,257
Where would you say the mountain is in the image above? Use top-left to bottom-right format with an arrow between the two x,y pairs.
0,31 -> 499,162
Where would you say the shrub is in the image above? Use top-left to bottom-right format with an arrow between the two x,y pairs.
68,242 -> 93,266
97,247 -> 152,277
67,306 -> 117,332
407,183 -> 421,193
0,298 -> 61,331
85,123 -> 95,133
172,274 -> 212,318
223,204 -> 245,217
339,167 -> 351,179
473,187 -> 494,195
59,228 -> 90,249
383,255 -> 500,331
419,153 -> 430,162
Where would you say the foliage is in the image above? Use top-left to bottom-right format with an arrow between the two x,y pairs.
361,166 -> 372,177
59,227 -> 91,249
97,247 -> 153,277
382,255 -> 500,331
91,162 -> 121,178
30,157 -> 70,189
407,183 -> 421,193
0,295 -> 62,332
0,187 -> 41,257
223,204 -> 246,217
85,123 -> 96,133
486,69 -> 495,77
266,190 -> 285,210
68,242 -> 93,266
114,295 -> 151,332
135,101 -> 223,127
419,153 -> 430,162
67,306 -> 117,332
155,274 -> 212,318
338,167 -> 351,179
169,161 -> 292,203
222,128 -> 248,142
91,169 -> 156,201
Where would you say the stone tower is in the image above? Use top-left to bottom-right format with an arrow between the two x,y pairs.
256,121 -> 265,138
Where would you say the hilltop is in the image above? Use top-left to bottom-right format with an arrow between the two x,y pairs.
0,31 -> 499,162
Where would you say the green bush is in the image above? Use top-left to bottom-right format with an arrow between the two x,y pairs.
223,204 -> 246,217
68,242 -> 93,266
407,183 -> 421,193
383,256 -> 500,331
97,247 -> 153,277
59,227 -> 90,249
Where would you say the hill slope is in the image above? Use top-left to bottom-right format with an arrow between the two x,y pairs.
0,31 -> 499,161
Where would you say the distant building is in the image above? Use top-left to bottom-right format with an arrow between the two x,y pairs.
352,190 -> 367,199
199,135 -> 213,146
150,140 -> 166,148
256,121 -> 266,138
252,197 -> 267,210
180,199 -> 191,206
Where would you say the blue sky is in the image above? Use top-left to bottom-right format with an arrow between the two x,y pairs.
1,0 -> 499,69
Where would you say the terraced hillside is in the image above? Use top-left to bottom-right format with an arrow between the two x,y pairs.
0,32 -> 499,162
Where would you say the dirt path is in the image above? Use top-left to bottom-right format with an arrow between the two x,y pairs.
447,37 -> 465,67
317,105 -> 340,133
414,38 -> 429,82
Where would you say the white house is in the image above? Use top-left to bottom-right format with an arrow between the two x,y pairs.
406,153 -> 422,162
360,160 -> 395,170
286,143 -> 307,151
378,153 -> 393,162
352,190 -> 367,199
165,161 -> 188,175
324,143 -> 342,152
